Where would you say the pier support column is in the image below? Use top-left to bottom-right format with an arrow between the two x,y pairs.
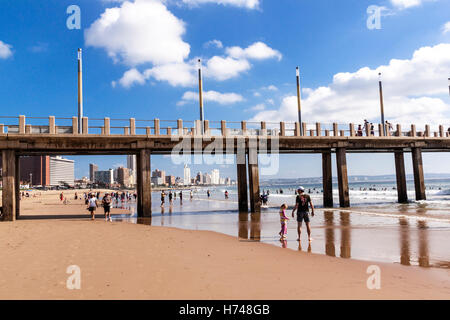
15,155 -> 20,219
137,149 -> 152,217
322,151 -> 333,208
412,147 -> 426,201
247,147 -> 261,213
394,151 -> 408,203
236,152 -> 248,213
1,150 -> 17,221
336,148 -> 350,208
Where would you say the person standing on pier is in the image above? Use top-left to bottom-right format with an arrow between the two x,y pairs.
357,124 -> 363,136
291,186 -> 315,242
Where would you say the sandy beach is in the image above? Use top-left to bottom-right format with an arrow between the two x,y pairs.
0,189 -> 449,299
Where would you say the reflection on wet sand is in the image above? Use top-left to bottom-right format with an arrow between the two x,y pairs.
250,213 -> 261,241
417,220 -> 430,267
340,211 -> 351,259
324,211 -> 336,257
298,240 -> 311,253
238,212 -> 249,239
399,218 -> 411,266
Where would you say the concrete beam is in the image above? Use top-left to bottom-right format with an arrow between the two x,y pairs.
394,151 -> 408,203
412,147 -> 426,200
336,147 -> 350,207
1,150 -> 17,221
322,151 -> 333,208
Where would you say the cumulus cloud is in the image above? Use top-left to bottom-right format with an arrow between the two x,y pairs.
203,39 -> 223,49
390,0 -> 422,9
226,41 -> 282,61
178,90 -> 244,105
0,41 -> 13,59
85,0 -> 190,66
204,56 -> 251,80
250,43 -> 450,127
443,21 -> 450,34
180,0 -> 260,9
113,68 -> 147,88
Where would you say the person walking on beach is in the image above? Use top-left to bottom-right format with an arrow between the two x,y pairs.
102,192 -> 112,222
179,191 -> 183,205
161,191 -> 166,207
190,190 -> 193,200
207,190 -> 210,198
87,194 -> 98,220
292,186 -> 315,242
279,204 -> 289,240
60,192 -> 64,202
224,190 -> 229,199
169,191 -> 173,205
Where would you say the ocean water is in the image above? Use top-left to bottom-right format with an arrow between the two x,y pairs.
113,178 -> 450,269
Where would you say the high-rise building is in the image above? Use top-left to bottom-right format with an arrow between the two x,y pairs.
165,175 -> 176,186
127,155 -> 136,171
49,156 -> 75,186
183,164 -> 191,185
89,163 -> 98,183
211,169 -> 220,185
116,167 -> 130,187
196,172 -> 203,185
204,173 -> 211,185
17,156 -> 74,186
94,169 -> 114,186
152,169 -> 165,181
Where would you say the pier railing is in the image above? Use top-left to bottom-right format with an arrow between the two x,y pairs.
0,116 -> 449,138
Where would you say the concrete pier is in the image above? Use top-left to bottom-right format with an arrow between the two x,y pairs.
236,154 -> 249,213
394,151 -> 408,203
1,150 -> 17,221
336,148 -> 350,207
137,149 -> 152,217
412,147 -> 426,201
322,151 -> 333,208
247,148 -> 261,213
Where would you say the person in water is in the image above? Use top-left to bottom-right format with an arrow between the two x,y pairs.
292,186 -> 315,242
279,204 -> 289,240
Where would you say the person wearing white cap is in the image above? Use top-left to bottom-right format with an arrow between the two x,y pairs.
292,186 -> 315,242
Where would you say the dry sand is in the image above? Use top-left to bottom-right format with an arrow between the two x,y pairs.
0,189 -> 449,300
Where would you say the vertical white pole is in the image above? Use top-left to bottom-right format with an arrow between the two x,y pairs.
78,48 -> 83,134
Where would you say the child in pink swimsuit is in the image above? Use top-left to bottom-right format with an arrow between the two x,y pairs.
279,204 -> 289,240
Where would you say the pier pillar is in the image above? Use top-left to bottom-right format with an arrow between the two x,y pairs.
336,148 -> 350,207
322,151 -> 333,208
236,147 -> 248,213
247,147 -> 261,213
1,150 -> 17,221
137,149 -> 152,217
394,151 -> 408,203
412,147 -> 426,201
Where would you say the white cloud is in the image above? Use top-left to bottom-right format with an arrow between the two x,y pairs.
249,103 -> 265,111
204,56 -> 251,80
443,21 -> 450,34
226,41 -> 282,61
0,41 -> 13,59
115,68 -> 147,88
180,0 -> 260,9
203,39 -> 223,49
390,0 -> 422,9
145,60 -> 197,86
266,98 -> 275,105
178,90 -> 244,105
85,0 -> 190,66
250,43 -> 450,127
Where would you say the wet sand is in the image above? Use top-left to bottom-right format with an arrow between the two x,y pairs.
0,219 -> 449,299
0,189 -> 449,299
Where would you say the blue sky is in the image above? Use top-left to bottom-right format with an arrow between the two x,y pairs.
0,0 -> 449,179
